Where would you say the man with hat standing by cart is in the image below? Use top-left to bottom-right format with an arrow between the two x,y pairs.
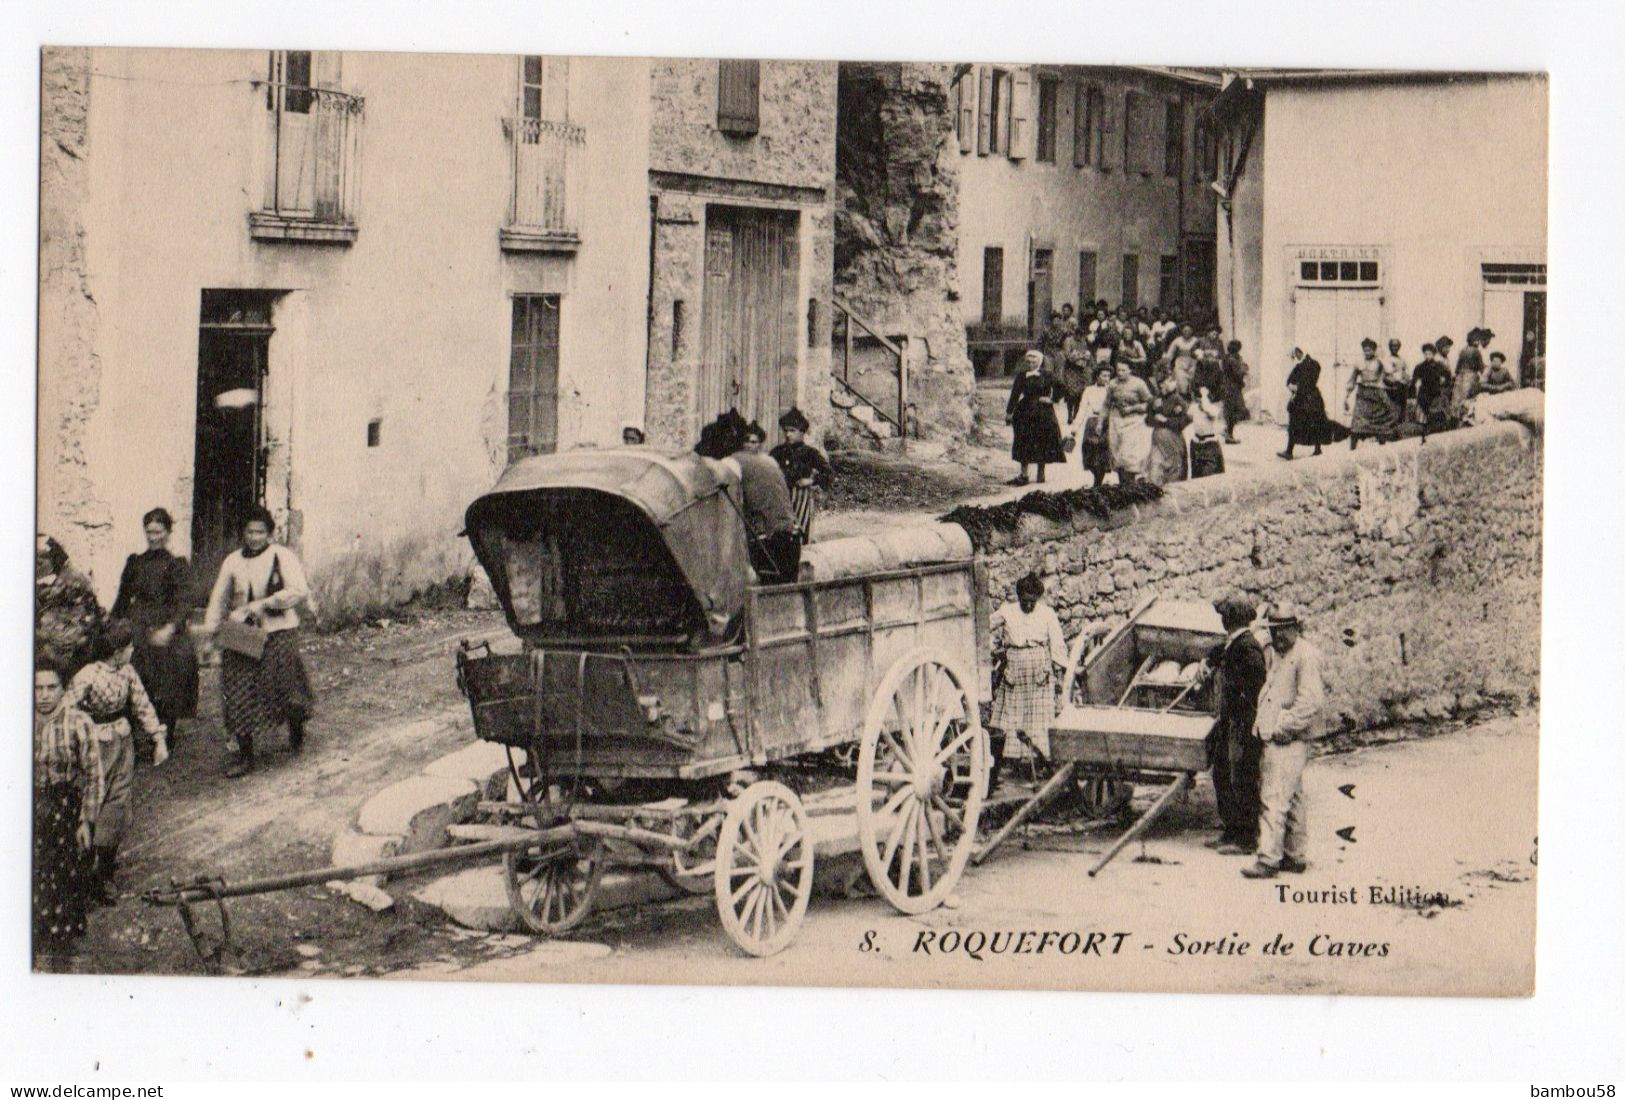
1242,601 -> 1327,879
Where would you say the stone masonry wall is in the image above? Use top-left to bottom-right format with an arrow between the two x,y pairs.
37,48 -> 113,574
972,415 -> 1543,732
834,62 -> 974,442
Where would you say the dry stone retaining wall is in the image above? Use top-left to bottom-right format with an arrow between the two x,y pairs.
969,414 -> 1543,732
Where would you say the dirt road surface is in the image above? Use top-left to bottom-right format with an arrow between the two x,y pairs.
389,710 -> 1537,997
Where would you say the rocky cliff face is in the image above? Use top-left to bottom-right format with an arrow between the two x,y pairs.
834,63 -> 973,443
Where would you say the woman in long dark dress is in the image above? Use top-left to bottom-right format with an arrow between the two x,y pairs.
110,507 -> 198,738
1143,373 -> 1192,485
33,660 -> 103,969
1280,347 -> 1330,460
1005,349 -> 1067,486
1220,340 -> 1250,443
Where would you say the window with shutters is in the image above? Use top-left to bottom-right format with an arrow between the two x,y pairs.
1074,83 -> 1104,168
254,50 -> 362,242
1192,113 -> 1215,180
1122,91 -> 1160,175
1036,76 -> 1057,162
1122,254 -> 1139,309
504,56 -> 582,246
1159,255 -> 1179,305
982,247 -> 1004,326
1078,251 -> 1097,310
1164,100 -> 1183,178
717,59 -> 760,136
508,294 -> 561,462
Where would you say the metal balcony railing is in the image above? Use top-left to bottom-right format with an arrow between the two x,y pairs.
254,84 -> 363,241
501,116 -> 585,248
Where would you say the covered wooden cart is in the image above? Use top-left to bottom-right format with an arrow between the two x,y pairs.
976,597 -> 1224,874
456,449 -> 992,955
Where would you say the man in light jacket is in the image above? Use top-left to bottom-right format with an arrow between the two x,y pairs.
1241,601 -> 1327,879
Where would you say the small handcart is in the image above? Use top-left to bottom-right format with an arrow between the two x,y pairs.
976,597 -> 1222,874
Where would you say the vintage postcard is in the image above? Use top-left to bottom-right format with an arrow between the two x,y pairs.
32,47 -> 1544,998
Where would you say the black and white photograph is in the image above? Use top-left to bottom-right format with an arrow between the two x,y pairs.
9,0 -> 1625,1086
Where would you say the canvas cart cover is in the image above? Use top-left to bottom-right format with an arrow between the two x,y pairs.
464,449 -> 750,646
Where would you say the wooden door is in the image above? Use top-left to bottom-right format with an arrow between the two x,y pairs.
699,206 -> 800,431
1292,288 -> 1339,416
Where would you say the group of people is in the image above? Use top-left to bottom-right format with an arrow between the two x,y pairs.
1007,301 -> 1251,489
692,405 -> 833,583
33,506 -> 315,963
1282,326 -> 1534,458
986,576 -> 1328,879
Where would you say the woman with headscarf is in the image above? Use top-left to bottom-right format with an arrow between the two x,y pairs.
35,535 -> 104,677
1106,359 -> 1155,484
1279,348 -> 1330,460
110,507 -> 198,741
1344,337 -> 1399,450
203,506 -> 314,778
1143,372 -> 1192,485
769,407 -> 832,544
1004,349 -> 1067,486
65,619 -> 169,906
1066,363 -> 1114,488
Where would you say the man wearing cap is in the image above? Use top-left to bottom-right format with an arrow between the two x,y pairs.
1242,601 -> 1327,879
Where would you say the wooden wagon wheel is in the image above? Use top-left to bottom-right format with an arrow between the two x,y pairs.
1072,774 -> 1134,819
713,781 -> 814,957
503,838 -> 604,936
856,649 -> 987,915
659,812 -> 722,896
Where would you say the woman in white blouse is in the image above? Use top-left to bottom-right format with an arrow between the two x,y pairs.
203,506 -> 314,777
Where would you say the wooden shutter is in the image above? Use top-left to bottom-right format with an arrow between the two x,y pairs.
1009,69 -> 1034,160
1073,83 -> 1088,166
1078,250 -> 1097,307
997,71 -> 1014,156
1122,91 -> 1140,173
1164,100 -> 1182,177
1122,254 -> 1139,309
717,59 -> 760,136
1100,89 -> 1118,170
976,66 -> 992,155
542,56 -> 570,122
956,73 -> 974,153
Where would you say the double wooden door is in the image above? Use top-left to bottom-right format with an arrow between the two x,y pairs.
700,205 -> 800,432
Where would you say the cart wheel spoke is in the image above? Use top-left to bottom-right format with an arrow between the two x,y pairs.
714,782 -> 814,958
504,840 -> 602,937
858,649 -> 988,914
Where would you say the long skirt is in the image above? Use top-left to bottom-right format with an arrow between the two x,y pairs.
222,628 -> 313,749
1190,436 -> 1225,479
132,631 -> 198,730
1288,391 -> 1332,447
1080,418 -> 1111,482
788,485 -> 817,543
34,780 -> 90,948
1011,404 -> 1066,465
90,727 -> 133,853
1349,384 -> 1399,438
1109,413 -> 1153,475
1143,427 -> 1189,485
989,645 -> 1055,742
1221,381 -> 1249,429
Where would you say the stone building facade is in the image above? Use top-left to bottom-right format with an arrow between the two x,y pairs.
1211,71 -> 1548,421
953,65 -> 1221,374
38,49 -> 849,618
643,58 -> 837,450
